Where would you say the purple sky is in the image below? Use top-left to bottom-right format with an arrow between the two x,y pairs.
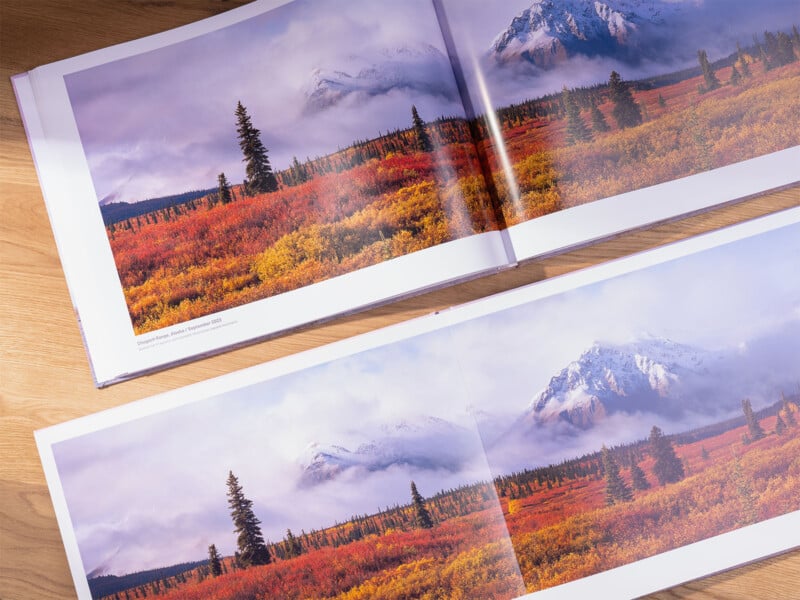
65,0 -> 465,204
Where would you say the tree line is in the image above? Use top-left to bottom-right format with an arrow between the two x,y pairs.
479,24 -> 800,149
206,473 -> 443,580
107,102 -> 455,235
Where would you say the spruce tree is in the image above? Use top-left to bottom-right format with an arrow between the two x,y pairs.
773,31 -> 795,66
411,105 -> 433,153
284,528 -> 302,559
630,460 -> 651,491
235,101 -> 278,195
208,544 -> 222,577
736,42 -> 751,78
590,102 -> 610,133
649,426 -> 685,486
602,446 -> 633,504
742,399 -> 765,441
731,455 -> 758,526
729,64 -> 742,86
563,86 -> 593,144
410,481 -> 434,529
226,471 -> 271,567
608,71 -> 642,129
775,413 -> 787,435
782,392 -> 797,427
697,49 -> 720,92
217,172 -> 233,205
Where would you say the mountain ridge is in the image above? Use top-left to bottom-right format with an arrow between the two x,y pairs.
298,416 -> 477,487
304,43 -> 457,113
520,335 -> 718,430
489,0 -> 685,68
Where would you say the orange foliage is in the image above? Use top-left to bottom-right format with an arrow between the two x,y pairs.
108,142 -> 498,333
118,506 -> 523,600
103,404 -> 800,600
504,419 -> 800,593
486,61 -> 800,225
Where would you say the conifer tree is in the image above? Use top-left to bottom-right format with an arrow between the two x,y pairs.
290,156 -> 308,185
630,460 -> 651,491
235,101 -> 278,195
775,413 -> 787,435
729,63 -> 742,86
736,42 -> 751,78
284,528 -> 302,559
602,446 -> 633,504
782,392 -> 797,427
226,471 -> 271,567
590,102 -> 609,133
742,398 -> 765,441
563,87 -> 593,144
731,455 -> 758,526
411,105 -> 433,153
776,31 -> 796,66
697,49 -> 720,92
649,426 -> 685,485
608,71 -> 642,129
208,544 -> 222,577
410,481 -> 434,529
217,172 -> 233,205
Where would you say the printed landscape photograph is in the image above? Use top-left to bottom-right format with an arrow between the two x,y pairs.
446,217 -> 800,595
440,0 -> 800,225
65,0 -> 500,334
50,332 -> 528,600
45,216 -> 800,600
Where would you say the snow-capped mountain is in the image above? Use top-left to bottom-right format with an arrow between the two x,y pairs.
304,44 -> 456,113
518,336 -> 721,430
489,0 -> 684,68
298,416 -> 478,487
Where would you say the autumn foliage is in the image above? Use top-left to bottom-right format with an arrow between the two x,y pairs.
107,45 -> 798,333
484,59 -> 800,225
102,396 -> 800,600
107,132 -> 498,333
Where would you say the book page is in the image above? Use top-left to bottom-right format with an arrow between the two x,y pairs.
15,0 -> 511,386
36,208 -> 800,600
434,0 -> 800,260
37,315 -> 525,600
445,207 -> 800,598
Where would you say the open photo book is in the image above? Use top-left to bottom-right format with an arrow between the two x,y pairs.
13,0 -> 800,385
36,207 -> 800,599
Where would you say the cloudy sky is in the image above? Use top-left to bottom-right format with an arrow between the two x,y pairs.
440,0 -> 800,107
54,330 -> 495,577
65,0 -> 464,205
52,217 -> 799,576
449,219 -> 800,472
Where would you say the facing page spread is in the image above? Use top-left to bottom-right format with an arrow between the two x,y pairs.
13,0 -> 800,385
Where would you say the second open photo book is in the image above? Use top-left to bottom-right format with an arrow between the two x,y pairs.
14,0 -> 799,384
37,207 -> 800,600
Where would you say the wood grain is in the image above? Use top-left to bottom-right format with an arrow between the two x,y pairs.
1,1 -> 798,598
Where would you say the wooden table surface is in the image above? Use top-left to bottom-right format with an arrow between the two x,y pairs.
1,1 -> 798,598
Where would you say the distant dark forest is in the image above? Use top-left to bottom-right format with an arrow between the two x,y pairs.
88,560 -> 206,599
